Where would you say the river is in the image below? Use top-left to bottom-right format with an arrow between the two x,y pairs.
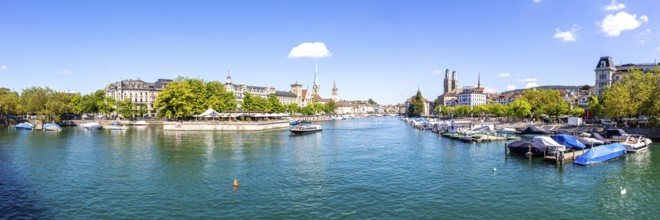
1,117 -> 658,219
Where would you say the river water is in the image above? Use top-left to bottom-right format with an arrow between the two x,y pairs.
1,118 -> 658,219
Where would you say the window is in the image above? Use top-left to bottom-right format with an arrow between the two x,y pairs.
600,74 -> 607,80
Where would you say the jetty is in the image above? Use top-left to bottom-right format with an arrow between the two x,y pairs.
543,149 -> 589,165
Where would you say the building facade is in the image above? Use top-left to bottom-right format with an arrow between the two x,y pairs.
457,74 -> 486,106
104,78 -> 173,116
594,56 -> 660,97
437,69 -> 462,107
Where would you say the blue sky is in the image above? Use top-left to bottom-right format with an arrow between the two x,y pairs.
1,0 -> 659,104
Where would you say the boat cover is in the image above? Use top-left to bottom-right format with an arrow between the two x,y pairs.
471,126 -> 491,132
43,123 -> 61,130
533,136 -> 565,152
571,135 -> 592,146
14,122 -> 35,129
551,134 -> 586,150
508,141 -> 548,156
520,126 -> 551,134
606,129 -> 627,138
591,133 -> 611,144
573,143 -> 626,165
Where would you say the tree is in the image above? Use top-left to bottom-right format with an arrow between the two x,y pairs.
19,87 -> 53,115
204,81 -> 237,112
367,98 -> 378,105
266,94 -> 285,113
601,68 -> 658,119
406,90 -> 425,117
0,88 -> 19,116
43,92 -> 78,122
506,98 -> 532,120
325,100 -> 336,115
116,98 -> 136,119
154,79 -> 196,119
569,107 -> 585,117
487,103 -> 506,117
586,95 -> 603,118
286,103 -> 300,116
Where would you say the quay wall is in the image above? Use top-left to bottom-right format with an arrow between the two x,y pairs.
163,120 -> 289,131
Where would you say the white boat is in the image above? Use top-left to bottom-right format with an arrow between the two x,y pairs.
581,137 -> 605,146
619,134 -> 653,152
290,124 -> 322,135
134,120 -> 148,126
43,123 -> 62,131
108,122 -> 127,130
533,136 -> 565,154
81,122 -> 102,130
496,128 -> 516,134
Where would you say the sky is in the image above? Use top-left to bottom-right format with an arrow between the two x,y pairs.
1,0 -> 660,105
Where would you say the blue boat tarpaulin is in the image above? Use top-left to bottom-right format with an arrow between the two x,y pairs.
551,134 -> 586,150
574,143 -> 626,165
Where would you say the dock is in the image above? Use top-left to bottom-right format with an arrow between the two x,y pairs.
543,149 -> 588,165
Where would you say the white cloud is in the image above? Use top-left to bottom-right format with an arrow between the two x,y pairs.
533,0 -> 541,3
506,85 -> 517,90
1,65 -> 6,70
521,78 -> 538,82
433,69 -> 442,74
656,46 -> 660,51
288,42 -> 332,58
603,0 -> 625,11
498,72 -> 511,77
57,70 -> 72,75
599,11 -> 648,37
554,25 -> 579,42
525,82 -> 540,88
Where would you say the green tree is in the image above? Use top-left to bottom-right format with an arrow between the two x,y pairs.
325,100 -> 336,115
266,94 -> 285,113
506,98 -> 532,120
19,87 -> 53,115
0,88 -> 20,116
586,95 -> 604,118
487,103 -> 507,117
43,92 -> 77,122
601,68 -> 658,119
154,79 -> 196,119
204,81 -> 237,112
367,98 -> 378,105
569,107 -> 585,117
116,98 -> 136,119
406,90 -> 425,117
286,103 -> 300,116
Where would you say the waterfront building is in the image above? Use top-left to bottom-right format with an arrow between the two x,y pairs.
594,56 -> 660,96
436,69 -> 462,107
224,71 -> 298,108
105,78 -> 173,116
405,88 -> 431,116
335,101 -> 377,115
457,73 -> 486,106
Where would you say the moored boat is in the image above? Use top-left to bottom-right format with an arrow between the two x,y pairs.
533,136 -> 565,154
108,122 -> 127,130
573,143 -> 627,165
290,124 -> 322,135
507,141 -> 548,157
81,122 -> 102,130
14,122 -> 35,130
619,134 -> 652,152
520,126 -> 551,135
551,134 -> 586,150
43,123 -> 62,131
134,120 -> 148,126
496,128 -> 516,134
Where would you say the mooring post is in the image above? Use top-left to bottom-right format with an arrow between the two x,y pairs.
528,145 -> 532,160
505,142 -> 508,160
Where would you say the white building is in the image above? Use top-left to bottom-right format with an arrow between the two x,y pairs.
457,74 -> 486,106
594,56 -> 660,97
105,78 -> 173,116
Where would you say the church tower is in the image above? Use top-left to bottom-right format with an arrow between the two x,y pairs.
451,70 -> 458,91
331,81 -> 338,101
312,64 -> 320,96
443,69 -> 450,93
225,70 -> 232,84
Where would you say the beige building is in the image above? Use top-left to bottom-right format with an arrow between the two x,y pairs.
436,69 -> 462,106
594,56 -> 660,97
104,78 -> 173,116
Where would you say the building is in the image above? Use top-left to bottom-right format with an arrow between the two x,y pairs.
436,69 -> 462,106
405,88 -> 431,116
594,56 -> 660,96
457,73 -> 486,106
331,81 -> 339,101
224,71 -> 298,108
105,78 -> 173,116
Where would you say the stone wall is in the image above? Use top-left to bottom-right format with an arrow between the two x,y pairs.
163,120 -> 289,131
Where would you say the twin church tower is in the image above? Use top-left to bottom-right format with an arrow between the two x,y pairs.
442,69 -> 459,94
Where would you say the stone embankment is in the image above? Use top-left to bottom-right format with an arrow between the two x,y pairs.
163,120 -> 289,131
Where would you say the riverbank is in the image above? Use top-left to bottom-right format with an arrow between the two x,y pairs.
162,120 -> 289,131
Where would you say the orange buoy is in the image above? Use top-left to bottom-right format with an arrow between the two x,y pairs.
233,179 -> 239,187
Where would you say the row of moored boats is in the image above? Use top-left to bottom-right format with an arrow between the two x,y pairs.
13,121 -> 148,131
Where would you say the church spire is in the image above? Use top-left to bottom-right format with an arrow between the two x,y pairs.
478,72 -> 480,88
226,70 -> 232,84
314,63 -> 320,86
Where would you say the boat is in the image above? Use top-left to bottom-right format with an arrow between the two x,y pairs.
108,122 -> 127,130
507,141 -> 548,156
43,123 -> 62,131
290,120 -> 299,125
533,136 -> 565,154
459,136 -> 473,142
619,134 -> 653,152
520,126 -> 551,135
14,122 -> 35,130
573,143 -> 627,165
290,124 -> 322,134
81,122 -> 102,130
134,120 -> 148,126
591,132 -> 611,144
551,134 -> 586,150
496,128 -> 516,134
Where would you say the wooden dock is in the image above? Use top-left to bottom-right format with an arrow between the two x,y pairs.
544,149 -> 588,165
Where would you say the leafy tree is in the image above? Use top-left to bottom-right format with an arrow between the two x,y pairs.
266,94 -> 285,113
487,103 -> 506,117
367,98 -> 378,105
601,68 -> 658,119
19,87 -> 53,115
116,98 -> 136,119
286,103 -> 300,115
43,92 -> 77,122
586,95 -> 603,118
569,107 -> 585,117
325,100 -> 336,114
204,81 -> 237,112
406,90 -> 425,117
0,88 -> 19,116
506,98 -> 532,120
154,79 -> 196,119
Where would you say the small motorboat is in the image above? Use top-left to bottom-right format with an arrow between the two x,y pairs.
108,122 -> 127,130
43,123 -> 62,131
533,136 -> 565,155
133,120 -> 148,126
290,124 -> 322,135
520,126 -> 551,135
15,122 -> 35,130
81,122 -> 102,130
619,134 -> 653,152
507,141 -> 548,157
496,128 -> 516,134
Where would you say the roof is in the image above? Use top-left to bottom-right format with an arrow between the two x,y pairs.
275,91 -> 297,97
